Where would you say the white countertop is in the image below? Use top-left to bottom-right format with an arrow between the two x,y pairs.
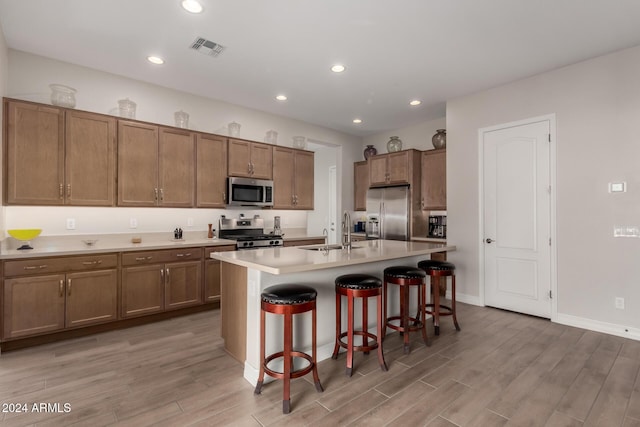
0,232 -> 237,259
210,239 -> 455,275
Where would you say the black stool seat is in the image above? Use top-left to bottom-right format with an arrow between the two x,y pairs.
261,284 -> 317,305
383,266 -> 426,279
335,274 -> 382,290
418,260 -> 455,271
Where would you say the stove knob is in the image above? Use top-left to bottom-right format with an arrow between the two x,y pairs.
269,240 -> 275,245
242,242 -> 249,247
249,241 -> 254,247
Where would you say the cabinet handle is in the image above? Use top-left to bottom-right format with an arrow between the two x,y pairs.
175,253 -> 192,257
166,267 -> 170,284
222,192 -> 226,203
160,188 -> 164,201
421,198 -> 425,209
247,163 -> 252,174
82,260 -> 103,266
160,268 -> 164,282
135,256 -> 153,262
59,279 -> 64,297
154,188 -> 158,201
67,184 -> 71,198
67,278 -> 72,296
59,184 -> 64,199
23,264 -> 48,270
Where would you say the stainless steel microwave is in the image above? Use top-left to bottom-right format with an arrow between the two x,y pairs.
227,177 -> 274,207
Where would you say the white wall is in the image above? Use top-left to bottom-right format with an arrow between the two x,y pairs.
362,116 -> 447,158
447,44 -> 640,339
4,50 -> 363,236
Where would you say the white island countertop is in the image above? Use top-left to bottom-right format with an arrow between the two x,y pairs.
210,239 -> 455,275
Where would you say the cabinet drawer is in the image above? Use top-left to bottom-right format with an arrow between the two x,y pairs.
122,248 -> 203,266
4,254 -> 117,277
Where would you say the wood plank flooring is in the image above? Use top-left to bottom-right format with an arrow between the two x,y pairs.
1,303 -> 639,426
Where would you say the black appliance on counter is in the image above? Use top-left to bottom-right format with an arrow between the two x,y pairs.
427,215 -> 447,239
219,216 -> 283,250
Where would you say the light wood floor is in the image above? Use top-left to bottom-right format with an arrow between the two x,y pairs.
1,303 -> 639,426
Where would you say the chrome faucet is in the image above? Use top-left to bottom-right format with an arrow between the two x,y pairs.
342,211 -> 352,250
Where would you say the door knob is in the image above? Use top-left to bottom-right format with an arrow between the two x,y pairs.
485,238 -> 494,244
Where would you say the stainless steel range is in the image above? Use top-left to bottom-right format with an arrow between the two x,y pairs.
219,216 -> 283,250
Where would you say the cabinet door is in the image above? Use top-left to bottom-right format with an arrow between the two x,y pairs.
354,161 -> 369,211
159,127 -> 195,207
250,142 -> 273,179
196,134 -> 228,208
121,264 -> 164,318
369,156 -> 388,186
273,147 -> 295,209
5,100 -> 64,205
117,121 -> 159,206
65,111 -> 116,206
227,139 -> 252,177
165,261 -> 202,310
387,151 -> 410,184
421,149 -> 447,210
294,151 -> 314,209
3,274 -> 65,339
65,269 -> 118,328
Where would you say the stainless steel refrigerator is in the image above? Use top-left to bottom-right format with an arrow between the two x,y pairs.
365,186 -> 410,241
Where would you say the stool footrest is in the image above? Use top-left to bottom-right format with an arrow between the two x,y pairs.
263,351 -> 316,380
425,303 -> 454,316
386,315 -> 425,332
336,330 -> 380,353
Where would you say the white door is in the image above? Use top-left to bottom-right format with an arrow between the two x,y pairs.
328,165 -> 338,244
483,119 -> 552,318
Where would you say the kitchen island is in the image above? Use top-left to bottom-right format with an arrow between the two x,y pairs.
210,239 -> 455,385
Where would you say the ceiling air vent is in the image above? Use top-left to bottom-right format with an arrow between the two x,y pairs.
190,37 -> 226,57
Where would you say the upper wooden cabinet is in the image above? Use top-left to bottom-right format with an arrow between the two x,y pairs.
421,149 -> 446,210
118,122 -> 195,207
227,139 -> 273,179
354,160 -> 369,211
273,146 -> 314,210
369,149 -> 419,187
4,99 -> 116,206
196,134 -> 228,208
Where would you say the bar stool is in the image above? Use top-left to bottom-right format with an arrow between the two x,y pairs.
332,274 -> 388,376
418,260 -> 460,335
383,266 -> 429,354
254,284 -> 323,414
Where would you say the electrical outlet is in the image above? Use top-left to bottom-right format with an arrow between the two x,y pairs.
66,218 -> 76,230
615,297 -> 625,310
187,217 -> 194,227
129,218 -> 138,229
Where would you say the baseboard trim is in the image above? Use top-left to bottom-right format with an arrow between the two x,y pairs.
555,313 -> 640,342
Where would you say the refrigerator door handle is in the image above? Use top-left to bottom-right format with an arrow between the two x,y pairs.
380,202 -> 384,239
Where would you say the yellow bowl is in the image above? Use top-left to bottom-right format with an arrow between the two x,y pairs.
8,229 -> 42,241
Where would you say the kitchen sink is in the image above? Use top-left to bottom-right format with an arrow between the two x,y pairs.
298,244 -> 362,251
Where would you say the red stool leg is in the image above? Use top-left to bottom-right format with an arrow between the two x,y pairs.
332,292 -> 341,359
401,282 -> 411,354
420,280 -> 430,346
433,276 -> 441,335
452,274 -> 461,331
376,292 -> 388,371
254,307 -> 266,395
362,295 -> 369,355
282,309 -> 292,414
346,292 -> 354,376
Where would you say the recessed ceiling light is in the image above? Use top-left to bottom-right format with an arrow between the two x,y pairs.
276,95 -> 287,101
353,119 -> 362,124
147,56 -> 165,65
331,64 -> 346,73
181,0 -> 203,13
409,100 -> 422,106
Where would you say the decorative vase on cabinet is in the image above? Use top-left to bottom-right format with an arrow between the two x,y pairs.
364,145 -> 377,160
432,129 -> 446,149
387,136 -> 402,152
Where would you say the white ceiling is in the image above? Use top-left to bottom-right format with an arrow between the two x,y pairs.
1,1 -> 640,137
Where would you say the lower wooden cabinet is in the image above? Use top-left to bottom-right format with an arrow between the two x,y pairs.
121,248 -> 203,318
2,267 -> 118,339
204,245 -> 235,303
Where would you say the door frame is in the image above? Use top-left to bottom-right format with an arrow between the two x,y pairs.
477,114 -> 558,321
